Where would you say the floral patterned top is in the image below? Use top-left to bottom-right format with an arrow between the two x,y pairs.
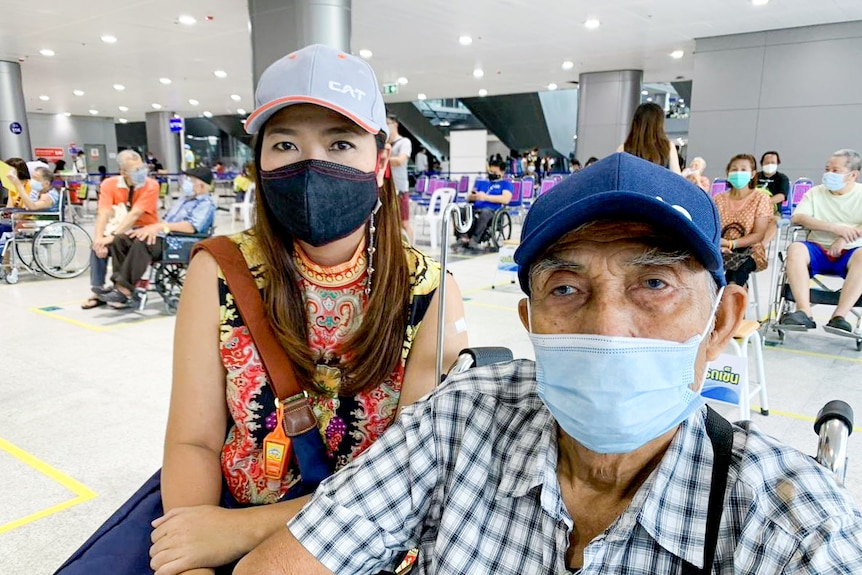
218,231 -> 441,505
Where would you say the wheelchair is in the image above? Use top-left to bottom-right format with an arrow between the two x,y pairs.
0,189 -> 92,285
766,225 -> 862,351
454,207 -> 513,251
133,231 -> 211,314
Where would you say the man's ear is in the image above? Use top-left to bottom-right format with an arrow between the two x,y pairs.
705,284 -> 746,361
518,298 -> 530,331
376,144 -> 392,187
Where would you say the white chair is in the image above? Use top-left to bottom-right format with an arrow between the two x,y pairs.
422,187 -> 455,251
231,184 -> 255,229
728,320 -> 770,419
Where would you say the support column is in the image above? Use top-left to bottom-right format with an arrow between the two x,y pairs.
248,0 -> 351,85
575,70 -> 642,163
145,111 -> 181,173
0,61 -> 32,160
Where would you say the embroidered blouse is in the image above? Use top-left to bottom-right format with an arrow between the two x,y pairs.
217,231 -> 441,505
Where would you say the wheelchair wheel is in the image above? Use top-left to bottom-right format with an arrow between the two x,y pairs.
490,210 -> 512,250
14,239 -> 36,271
155,263 -> 186,315
33,222 -> 92,279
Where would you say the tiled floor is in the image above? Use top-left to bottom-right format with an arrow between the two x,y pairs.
2,209 -> 862,574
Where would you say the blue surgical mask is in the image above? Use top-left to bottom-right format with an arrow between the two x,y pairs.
30,179 -> 44,194
181,178 -> 195,197
130,167 -> 148,188
822,172 -> 847,193
528,287 -> 724,454
727,171 -> 752,190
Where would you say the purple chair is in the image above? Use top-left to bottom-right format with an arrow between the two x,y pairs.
789,179 -> 814,213
539,179 -> 556,196
711,178 -> 729,197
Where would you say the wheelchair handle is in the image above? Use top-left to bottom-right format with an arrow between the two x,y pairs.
445,347 -> 515,380
814,400 -> 854,486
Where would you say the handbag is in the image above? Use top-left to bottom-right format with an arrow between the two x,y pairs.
721,223 -> 752,272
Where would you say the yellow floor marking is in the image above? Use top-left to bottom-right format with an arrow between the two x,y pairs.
748,406 -> 862,434
766,345 -> 862,364
0,437 -> 96,534
28,301 -> 169,332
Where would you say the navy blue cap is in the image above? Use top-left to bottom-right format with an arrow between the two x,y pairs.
514,153 -> 726,293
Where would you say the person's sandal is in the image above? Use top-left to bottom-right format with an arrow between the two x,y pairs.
81,296 -> 107,310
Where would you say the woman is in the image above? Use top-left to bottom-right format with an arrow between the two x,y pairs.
232,161 -> 255,204
683,156 -> 711,192
713,153 -> 772,287
151,44 -> 468,574
617,102 -> 681,174
1,164 -> 59,270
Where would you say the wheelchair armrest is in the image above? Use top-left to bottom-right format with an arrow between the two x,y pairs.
447,347 -> 514,377
166,231 -> 211,239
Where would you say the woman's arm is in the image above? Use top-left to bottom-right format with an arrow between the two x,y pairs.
736,216 -> 770,248
668,143 -> 682,175
398,273 -> 469,412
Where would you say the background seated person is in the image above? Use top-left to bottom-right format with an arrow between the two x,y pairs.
779,148 -> 862,333
233,161 -> 255,204
100,167 -> 216,308
713,153 -> 771,287
236,154 -> 862,575
454,161 -> 512,251
682,156 -> 710,192
2,157 -> 32,208
3,165 -> 58,212
758,150 -> 790,246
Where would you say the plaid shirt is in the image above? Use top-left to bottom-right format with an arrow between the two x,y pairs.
289,360 -> 862,574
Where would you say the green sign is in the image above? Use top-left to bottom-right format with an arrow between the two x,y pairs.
382,83 -> 399,95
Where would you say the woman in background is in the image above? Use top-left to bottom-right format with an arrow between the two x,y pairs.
618,102 -> 681,174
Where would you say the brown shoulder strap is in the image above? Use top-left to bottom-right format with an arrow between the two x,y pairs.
192,236 -> 301,400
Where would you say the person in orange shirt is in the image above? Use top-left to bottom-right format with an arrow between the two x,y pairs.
82,149 -> 159,309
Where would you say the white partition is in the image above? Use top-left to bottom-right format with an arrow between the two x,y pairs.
449,129 -> 487,187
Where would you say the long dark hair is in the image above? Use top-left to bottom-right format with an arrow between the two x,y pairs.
251,133 -> 411,395
623,103 -> 670,167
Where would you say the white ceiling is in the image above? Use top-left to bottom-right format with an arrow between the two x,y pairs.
3,0 -> 862,123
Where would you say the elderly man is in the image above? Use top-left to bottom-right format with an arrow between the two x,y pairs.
779,149 -> 862,335
236,153 -> 862,575
82,149 -> 159,309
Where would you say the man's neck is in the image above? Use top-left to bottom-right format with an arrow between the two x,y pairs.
836,182 -> 857,196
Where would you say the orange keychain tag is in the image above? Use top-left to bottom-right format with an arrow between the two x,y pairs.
263,400 -> 293,482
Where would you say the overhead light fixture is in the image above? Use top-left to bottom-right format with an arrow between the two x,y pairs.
73,89 -> 85,96
118,105 -> 129,112
359,49 -> 373,59
473,68 -> 484,79
188,99 -> 199,106
213,70 -> 227,79
584,18 -> 600,30
101,34 -> 117,44
159,77 -> 172,85
641,89 -> 649,96
178,14 -> 197,25
151,103 -> 162,109
397,76 -> 409,85
118,118 -> 128,124
237,108 -> 247,115
459,35 -> 472,46
439,120 -> 451,127
230,94 -> 241,101
203,111 -> 213,118
417,93 -> 427,101
562,60 -> 574,70
646,97 -> 653,102
113,84 -> 125,91
478,88 -> 488,97
547,83 -> 558,91
671,50 -> 684,59
752,0 -> 769,4
40,48 -> 55,56
89,109 -> 99,115
39,95 -> 50,101
63,112 -> 71,117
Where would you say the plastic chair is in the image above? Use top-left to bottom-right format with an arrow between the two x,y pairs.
457,176 -> 470,200
422,187 -> 455,250
231,184 -> 255,229
788,178 -> 813,214
521,178 -> 536,209
539,179 -> 556,196
727,320 -> 770,419
711,178 -> 729,197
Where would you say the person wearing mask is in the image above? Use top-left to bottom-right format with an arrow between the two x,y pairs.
414,147 -> 428,176
570,158 -> 582,173
0,166 -> 59,270
236,154 -> 862,575
779,149 -> 862,334
2,158 -> 32,208
713,154 -> 771,287
73,150 -> 87,175
757,150 -> 790,209
618,102 -> 682,174
386,114 -> 413,243
81,150 -> 160,309
584,156 -> 599,168
683,156 -> 711,193
454,161 -> 513,251
100,167 -> 217,308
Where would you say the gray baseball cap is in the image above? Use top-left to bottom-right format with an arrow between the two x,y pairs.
245,44 -> 388,138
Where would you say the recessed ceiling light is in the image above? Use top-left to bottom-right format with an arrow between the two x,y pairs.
237,108 -> 247,115
641,89 -> 649,96
73,89 -> 84,96
230,94 -> 241,102
101,34 -> 117,44
562,60 -> 574,70
646,97 -> 653,102
584,18 -> 600,29
439,120 -> 451,127
89,109 -> 99,115
151,103 -> 162,110
159,77 -> 172,85
203,111 -> 213,118
478,88 -> 488,97
417,93 -> 427,100
188,99 -> 199,106
39,48 -> 55,57
397,77 -> 409,85
752,0 -> 769,5
178,14 -> 197,25
63,112 -> 71,117
118,105 -> 129,112
547,83 -> 558,91
473,68 -> 484,79
213,70 -> 227,79
39,95 -> 50,101
359,49 -> 373,59
118,118 -> 128,124
113,84 -> 125,91
459,35 -> 472,46
671,50 -> 684,59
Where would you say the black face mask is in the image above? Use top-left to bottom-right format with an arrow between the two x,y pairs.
488,173 -> 501,181
259,159 -> 380,247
